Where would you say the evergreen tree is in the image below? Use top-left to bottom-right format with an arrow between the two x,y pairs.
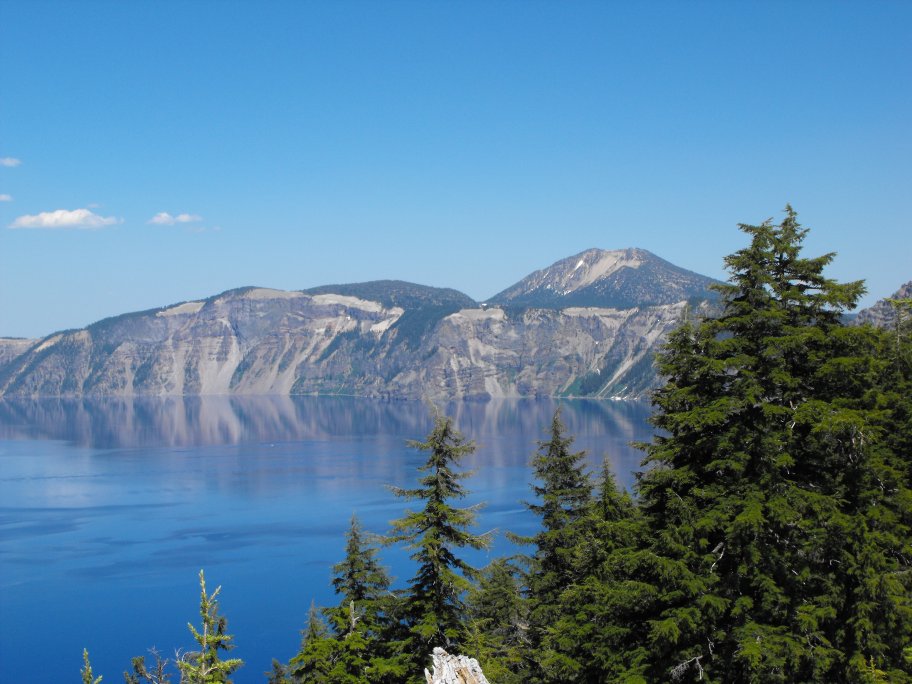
331,515 -> 390,607
386,413 -> 490,681
288,601 -> 333,683
635,207 -> 911,681
264,659 -> 290,684
518,408 -> 592,679
843,297 -> 912,682
124,649 -> 171,684
464,559 -> 526,684
538,460 -> 650,682
82,649 -> 102,684
177,570 -> 243,684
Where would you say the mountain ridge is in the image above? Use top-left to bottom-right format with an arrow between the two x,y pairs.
0,248 -> 721,400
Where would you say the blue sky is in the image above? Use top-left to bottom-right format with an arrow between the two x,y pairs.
1,0 -> 909,339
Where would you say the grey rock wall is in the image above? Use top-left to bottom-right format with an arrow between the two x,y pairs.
0,286 -> 700,400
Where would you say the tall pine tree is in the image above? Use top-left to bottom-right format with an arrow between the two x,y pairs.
539,460 -> 650,682
518,408 -> 593,681
635,206 -> 911,682
386,413 -> 490,682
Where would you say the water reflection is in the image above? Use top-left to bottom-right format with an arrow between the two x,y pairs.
0,395 -> 653,451
0,396 -> 656,682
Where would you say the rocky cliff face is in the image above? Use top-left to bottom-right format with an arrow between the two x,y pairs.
853,281 -> 912,328
0,251 -> 719,400
0,338 -> 36,368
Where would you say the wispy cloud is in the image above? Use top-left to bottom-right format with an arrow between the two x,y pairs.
148,212 -> 203,225
0,194 -> 11,202
8,208 -> 121,230
0,157 -> 21,167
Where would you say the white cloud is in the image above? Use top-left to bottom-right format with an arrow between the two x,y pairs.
8,208 -> 121,230
148,211 -> 203,225
0,194 -> 11,202
0,157 -> 21,167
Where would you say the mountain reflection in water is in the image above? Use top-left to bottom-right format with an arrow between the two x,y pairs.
0,396 -> 654,683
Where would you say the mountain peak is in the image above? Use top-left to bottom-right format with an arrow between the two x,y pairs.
487,248 -> 719,309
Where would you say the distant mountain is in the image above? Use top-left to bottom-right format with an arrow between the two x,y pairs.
853,281 -> 912,328
304,280 -> 478,350
487,248 -> 720,309
304,280 -> 476,310
0,251 -> 721,401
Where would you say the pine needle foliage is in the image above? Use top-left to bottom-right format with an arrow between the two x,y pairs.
331,515 -> 391,608
177,570 -> 243,684
289,515 -> 406,683
636,206 -> 912,682
124,649 -> 171,684
519,408 -> 593,680
81,649 -> 102,684
465,559 -> 527,684
386,413 -> 491,680
540,460 -> 651,682
288,601 -> 334,683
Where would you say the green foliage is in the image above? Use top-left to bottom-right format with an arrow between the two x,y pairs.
303,281 -> 476,312
464,559 -> 527,683
288,602 -> 335,683
386,413 -> 491,680
524,411 -> 592,607
537,460 -> 656,682
82,649 -> 102,684
265,659 -> 290,684
287,516 -> 406,683
331,515 -> 391,608
123,649 -> 171,683
513,408 -> 594,680
177,570 -> 243,684
634,206 -> 912,682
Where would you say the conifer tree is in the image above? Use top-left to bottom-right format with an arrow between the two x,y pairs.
81,649 -> 102,684
264,659 -> 290,684
464,559 -> 526,684
386,413 -> 490,681
328,515 -> 407,683
331,515 -> 390,608
177,570 -> 243,684
518,408 -> 592,679
635,207 -> 911,681
539,460 -> 650,682
124,649 -> 171,684
288,601 -> 333,683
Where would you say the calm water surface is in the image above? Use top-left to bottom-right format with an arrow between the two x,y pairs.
0,396 -> 654,682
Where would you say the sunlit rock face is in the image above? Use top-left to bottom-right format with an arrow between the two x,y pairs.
0,251 -> 720,400
853,281 -> 912,329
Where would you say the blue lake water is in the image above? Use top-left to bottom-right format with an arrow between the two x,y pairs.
0,396 -> 654,682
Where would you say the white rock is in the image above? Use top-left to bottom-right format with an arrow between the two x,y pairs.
424,647 -> 490,684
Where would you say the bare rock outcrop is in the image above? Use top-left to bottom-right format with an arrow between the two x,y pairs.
424,648 -> 489,684
853,280 -> 912,329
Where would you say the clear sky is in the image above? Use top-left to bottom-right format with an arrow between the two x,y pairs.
1,0 -> 909,339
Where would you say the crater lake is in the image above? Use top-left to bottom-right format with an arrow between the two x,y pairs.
0,396 -> 654,682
